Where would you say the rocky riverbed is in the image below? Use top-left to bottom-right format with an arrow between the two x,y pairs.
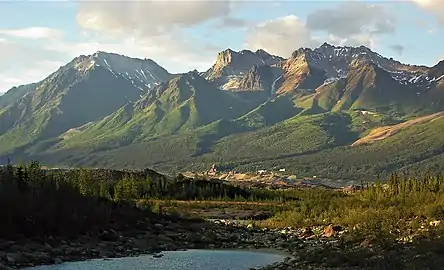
0,215 -> 350,270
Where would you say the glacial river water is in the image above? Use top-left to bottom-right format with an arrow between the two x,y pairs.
26,249 -> 286,270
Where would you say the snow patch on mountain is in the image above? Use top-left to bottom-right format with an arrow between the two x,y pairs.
73,51 -> 170,92
323,75 -> 347,85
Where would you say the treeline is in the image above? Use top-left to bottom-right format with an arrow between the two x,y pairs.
363,172 -> 444,199
0,162 -> 275,240
0,162 -> 162,239
49,169 -> 267,201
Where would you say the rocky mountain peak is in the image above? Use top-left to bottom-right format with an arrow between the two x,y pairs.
69,51 -> 171,90
291,47 -> 313,59
254,49 -> 273,59
206,48 -> 280,83
235,65 -> 274,92
319,42 -> 335,49
213,49 -> 260,69
215,49 -> 236,67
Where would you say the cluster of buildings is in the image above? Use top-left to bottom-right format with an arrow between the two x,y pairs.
206,164 -> 287,176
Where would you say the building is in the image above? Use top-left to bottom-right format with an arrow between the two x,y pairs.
207,164 -> 218,176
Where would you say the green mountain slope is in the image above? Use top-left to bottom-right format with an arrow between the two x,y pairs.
3,45 -> 444,182
55,72 -> 259,151
0,83 -> 38,108
0,53 -> 170,155
293,61 -> 420,117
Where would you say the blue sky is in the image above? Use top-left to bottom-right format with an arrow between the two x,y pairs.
0,0 -> 443,93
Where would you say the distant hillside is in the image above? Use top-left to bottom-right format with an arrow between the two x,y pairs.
2,43 -> 444,181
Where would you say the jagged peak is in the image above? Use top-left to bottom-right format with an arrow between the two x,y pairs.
218,48 -> 236,57
70,51 -> 160,69
255,49 -> 270,55
176,71 -> 206,82
91,51 -> 155,63
319,42 -> 335,49
239,49 -> 256,55
188,69 -> 200,75
291,47 -> 313,59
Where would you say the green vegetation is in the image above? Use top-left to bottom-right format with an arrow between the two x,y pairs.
0,162 -> 161,239
2,161 -> 444,269
1,52 -> 443,182
0,162 -> 274,239
262,173 -> 444,229
260,173 -> 444,269
32,109 -> 441,181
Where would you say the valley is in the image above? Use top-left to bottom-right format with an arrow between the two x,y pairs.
2,163 -> 444,270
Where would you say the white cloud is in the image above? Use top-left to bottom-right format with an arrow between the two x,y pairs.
76,0 -> 233,35
0,27 -> 63,39
0,38 -> 65,92
244,15 -> 318,57
306,2 -> 397,36
243,4 -> 392,57
304,2 -> 396,49
72,1 -> 232,72
412,0 -> 444,25
0,0 -> 233,93
44,31 -> 217,73
327,34 -> 377,49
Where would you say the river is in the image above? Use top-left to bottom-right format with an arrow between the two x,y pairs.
26,249 -> 286,270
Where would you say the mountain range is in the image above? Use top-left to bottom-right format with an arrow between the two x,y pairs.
1,43 -> 444,181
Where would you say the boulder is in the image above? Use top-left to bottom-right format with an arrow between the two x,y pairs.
322,224 -> 343,238
299,227 -> 314,239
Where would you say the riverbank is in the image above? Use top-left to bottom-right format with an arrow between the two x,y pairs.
2,216 -> 444,270
0,217 -> 341,269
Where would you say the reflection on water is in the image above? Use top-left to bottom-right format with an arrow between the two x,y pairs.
26,249 -> 285,270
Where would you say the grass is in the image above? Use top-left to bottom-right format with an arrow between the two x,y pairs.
3,72 -> 444,182
19,109 -> 444,183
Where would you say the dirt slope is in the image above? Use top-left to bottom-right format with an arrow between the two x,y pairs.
352,112 -> 444,146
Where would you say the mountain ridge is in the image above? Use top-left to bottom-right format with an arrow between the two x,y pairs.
2,42 -> 444,181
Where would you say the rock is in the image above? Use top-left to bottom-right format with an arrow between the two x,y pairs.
153,253 -> 164,258
154,223 -> 164,229
287,257 -> 298,265
300,227 -> 315,239
6,253 -> 26,264
0,263 -> 14,270
322,224 -> 342,238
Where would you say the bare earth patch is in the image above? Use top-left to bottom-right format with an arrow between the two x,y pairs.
352,111 -> 444,146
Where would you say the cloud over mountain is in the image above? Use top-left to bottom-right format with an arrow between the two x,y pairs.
76,0 -> 234,35
245,15 -> 317,57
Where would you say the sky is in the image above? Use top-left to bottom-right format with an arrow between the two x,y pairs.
0,0 -> 443,94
